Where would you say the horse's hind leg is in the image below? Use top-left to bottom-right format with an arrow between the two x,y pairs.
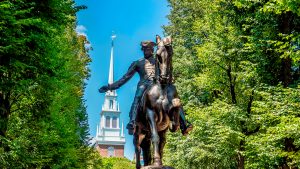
146,108 -> 162,166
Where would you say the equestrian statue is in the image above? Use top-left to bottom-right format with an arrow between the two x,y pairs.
99,35 -> 192,169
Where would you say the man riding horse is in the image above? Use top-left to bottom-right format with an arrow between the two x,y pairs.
99,38 -> 192,136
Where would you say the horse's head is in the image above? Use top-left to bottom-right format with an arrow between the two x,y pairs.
155,35 -> 173,84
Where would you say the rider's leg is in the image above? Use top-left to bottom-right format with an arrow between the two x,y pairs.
126,84 -> 147,135
126,99 -> 139,135
179,107 -> 193,136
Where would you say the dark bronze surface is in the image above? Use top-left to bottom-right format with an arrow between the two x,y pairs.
133,35 -> 180,169
99,35 -> 191,169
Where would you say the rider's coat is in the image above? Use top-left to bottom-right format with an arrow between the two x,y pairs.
108,56 -> 156,120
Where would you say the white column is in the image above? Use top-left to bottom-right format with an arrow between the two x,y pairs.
99,126 -> 102,136
101,115 -> 104,128
110,116 -> 112,128
117,117 -> 119,128
96,125 -> 99,137
121,122 -> 124,137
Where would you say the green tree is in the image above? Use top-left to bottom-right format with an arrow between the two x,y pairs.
163,0 -> 300,168
100,157 -> 135,169
0,0 -> 94,168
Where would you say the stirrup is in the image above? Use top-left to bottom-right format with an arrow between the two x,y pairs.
126,122 -> 135,135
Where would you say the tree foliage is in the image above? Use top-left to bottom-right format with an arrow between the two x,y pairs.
95,157 -> 135,169
0,0 -> 97,168
163,0 -> 300,168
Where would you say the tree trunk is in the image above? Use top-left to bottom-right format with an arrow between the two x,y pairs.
0,92 -> 10,151
226,64 -> 237,104
280,138 -> 299,169
280,57 -> 292,87
279,12 -> 293,87
0,92 -> 10,135
238,140 -> 245,169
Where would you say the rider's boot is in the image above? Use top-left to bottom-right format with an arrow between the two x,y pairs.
179,107 -> 193,136
126,102 -> 138,135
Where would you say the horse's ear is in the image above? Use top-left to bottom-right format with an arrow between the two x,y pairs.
156,35 -> 161,44
163,36 -> 172,45
167,36 -> 171,43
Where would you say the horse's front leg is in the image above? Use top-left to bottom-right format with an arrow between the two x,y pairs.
168,85 -> 181,132
158,130 -> 167,159
146,108 -> 162,166
141,137 -> 151,166
133,134 -> 142,169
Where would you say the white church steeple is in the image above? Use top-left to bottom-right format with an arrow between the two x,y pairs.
106,34 -> 117,96
95,34 -> 125,157
108,34 -> 116,85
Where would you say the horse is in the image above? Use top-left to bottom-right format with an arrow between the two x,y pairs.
133,35 -> 181,169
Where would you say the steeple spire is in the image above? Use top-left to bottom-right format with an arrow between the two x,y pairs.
95,33 -> 125,158
108,34 -> 116,84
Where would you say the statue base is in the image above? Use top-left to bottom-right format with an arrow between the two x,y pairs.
141,166 -> 174,169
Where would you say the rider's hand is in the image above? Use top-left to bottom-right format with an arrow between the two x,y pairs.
99,85 -> 109,93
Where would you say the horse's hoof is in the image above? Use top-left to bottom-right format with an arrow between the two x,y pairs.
153,158 -> 162,166
182,123 -> 193,136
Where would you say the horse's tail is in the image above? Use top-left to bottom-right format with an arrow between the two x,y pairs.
158,109 -> 163,124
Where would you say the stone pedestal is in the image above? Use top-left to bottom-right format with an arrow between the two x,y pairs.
141,166 -> 174,169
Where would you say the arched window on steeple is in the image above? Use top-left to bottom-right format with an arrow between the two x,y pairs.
109,100 -> 113,109
105,116 -> 110,128
112,117 -> 117,128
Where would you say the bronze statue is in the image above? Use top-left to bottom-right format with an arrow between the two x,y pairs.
99,35 -> 192,168
133,35 -> 180,169
99,38 -> 192,136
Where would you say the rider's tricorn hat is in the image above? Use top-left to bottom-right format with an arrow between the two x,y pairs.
141,41 -> 156,49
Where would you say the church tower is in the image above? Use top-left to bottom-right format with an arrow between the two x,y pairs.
95,34 -> 126,157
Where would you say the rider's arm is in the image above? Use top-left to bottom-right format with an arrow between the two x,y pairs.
108,61 -> 137,90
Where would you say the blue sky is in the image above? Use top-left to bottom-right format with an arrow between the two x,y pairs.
75,0 -> 170,160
